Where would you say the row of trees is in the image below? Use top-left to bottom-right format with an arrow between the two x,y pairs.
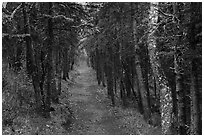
83,2 -> 202,135
2,2 -> 87,117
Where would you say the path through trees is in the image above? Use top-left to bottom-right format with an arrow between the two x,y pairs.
2,2 -> 202,135
61,58 -> 161,135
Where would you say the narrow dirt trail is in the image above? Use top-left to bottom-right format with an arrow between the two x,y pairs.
66,61 -> 127,135
63,61 -> 161,135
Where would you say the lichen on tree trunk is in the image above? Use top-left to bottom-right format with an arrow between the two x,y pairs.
148,2 -> 173,134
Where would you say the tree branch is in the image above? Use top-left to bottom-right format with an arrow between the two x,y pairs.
3,3 -> 22,21
11,3 -> 22,19
42,14 -> 74,22
2,33 -> 30,38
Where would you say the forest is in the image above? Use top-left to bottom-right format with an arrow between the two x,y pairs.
2,2 -> 202,135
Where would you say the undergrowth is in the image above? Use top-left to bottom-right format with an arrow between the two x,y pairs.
2,62 -> 76,135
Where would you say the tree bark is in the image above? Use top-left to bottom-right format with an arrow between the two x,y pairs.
172,3 -> 186,134
132,3 -> 150,120
101,52 -> 106,87
96,48 -> 102,85
22,2 -> 42,109
63,48 -> 69,80
148,2 -> 172,134
45,2 -> 53,114
106,48 -> 115,106
188,2 -> 202,135
190,60 -> 200,134
14,45 -> 23,72
56,47 -> 62,96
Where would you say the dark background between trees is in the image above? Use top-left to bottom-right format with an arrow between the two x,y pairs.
2,2 -> 202,135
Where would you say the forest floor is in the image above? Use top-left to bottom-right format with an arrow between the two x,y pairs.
2,60 -> 161,135
61,61 -> 161,135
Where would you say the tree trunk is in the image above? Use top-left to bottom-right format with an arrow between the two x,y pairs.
134,65 -> 144,114
14,45 -> 22,72
118,42 -> 126,106
45,2 -> 53,115
190,60 -> 200,134
96,48 -> 102,85
123,59 -> 131,98
148,2 -> 173,134
49,43 -> 58,103
172,3 -> 187,134
56,47 -> 62,96
175,67 -> 185,134
69,44 -> 75,71
40,50 -> 46,107
113,54 -> 117,95
106,48 -> 115,106
101,52 -> 106,87
63,48 -> 69,80
132,3 -> 150,120
22,2 -> 42,109
188,2 -> 202,135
